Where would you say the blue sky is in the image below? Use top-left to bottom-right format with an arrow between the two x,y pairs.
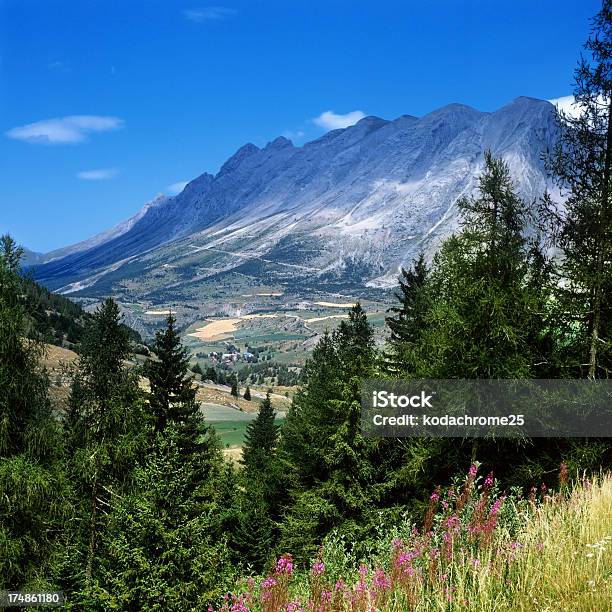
0,0 -> 601,252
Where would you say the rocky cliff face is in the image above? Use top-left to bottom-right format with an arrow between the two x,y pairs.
34,96 -> 559,300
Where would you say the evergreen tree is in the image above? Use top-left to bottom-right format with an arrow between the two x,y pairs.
0,234 -> 24,273
242,391 -> 278,473
230,484 -> 276,572
65,298 -> 146,591
191,362 -> 203,376
383,253 -> 430,375
230,374 -> 239,397
243,384 -> 251,401
96,424 -> 235,609
145,314 -> 199,432
279,304 -> 395,561
386,154 -> 577,488
93,318 -> 236,607
205,366 -> 218,382
0,237 -> 69,589
545,1 -> 612,379
413,152 -> 549,379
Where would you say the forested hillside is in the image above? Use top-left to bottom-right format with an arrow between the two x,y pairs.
1,235 -> 142,349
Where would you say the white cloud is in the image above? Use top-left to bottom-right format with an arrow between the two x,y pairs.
548,95 -> 579,118
6,115 -> 124,144
313,110 -> 366,130
166,181 -> 189,195
77,168 -> 119,180
282,129 -> 306,140
183,7 -> 236,22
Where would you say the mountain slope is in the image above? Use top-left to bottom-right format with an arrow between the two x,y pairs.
34,97 -> 559,306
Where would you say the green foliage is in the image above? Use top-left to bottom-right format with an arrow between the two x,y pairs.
279,304 -> 407,561
204,365 -> 218,382
146,314 -> 199,432
383,253 -> 429,375
64,298 -> 147,592
83,424 -> 235,610
191,362 -> 203,376
407,152 -> 551,379
0,237 -> 70,589
230,374 -> 239,397
544,2 -> 612,379
243,385 -> 251,401
242,392 -> 278,473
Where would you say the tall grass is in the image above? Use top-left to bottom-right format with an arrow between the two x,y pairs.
217,469 -> 612,611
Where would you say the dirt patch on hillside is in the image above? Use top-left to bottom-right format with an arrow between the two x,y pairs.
314,301 -> 355,308
188,313 -> 284,341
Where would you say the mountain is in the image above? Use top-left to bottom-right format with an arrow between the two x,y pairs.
22,247 -> 45,266
33,96 -> 560,328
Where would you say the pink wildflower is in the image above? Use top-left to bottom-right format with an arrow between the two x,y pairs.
275,554 -> 294,576
311,560 -> 325,576
261,576 -> 277,589
372,568 -> 391,591
490,496 -> 505,516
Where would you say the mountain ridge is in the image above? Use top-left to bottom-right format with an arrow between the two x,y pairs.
32,96 -> 560,317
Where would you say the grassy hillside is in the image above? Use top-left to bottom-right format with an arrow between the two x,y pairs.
220,469 -> 612,611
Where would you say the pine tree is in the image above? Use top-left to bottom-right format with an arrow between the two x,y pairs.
0,236 -> 69,589
243,385 -> 251,401
191,362 -> 203,376
145,313 -> 199,432
279,304 -> 392,561
383,254 -> 429,375
92,316 -> 235,607
242,391 -> 278,472
65,298 -> 146,591
545,1 -> 612,379
230,374 -> 239,397
386,154 -> 574,488
230,484 -> 276,572
413,152 -> 548,379
96,423 -> 235,609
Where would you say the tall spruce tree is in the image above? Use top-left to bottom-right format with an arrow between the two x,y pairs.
384,254 -> 430,375
146,313 -> 199,432
94,316 -> 235,608
65,298 -> 146,592
545,0 -> 612,379
0,236 -> 69,590
279,304 -> 394,561
95,423 -> 234,609
242,391 -> 278,473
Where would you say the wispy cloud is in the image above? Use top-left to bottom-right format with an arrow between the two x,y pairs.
183,7 -> 236,22
77,168 -> 119,180
313,110 -> 366,130
166,181 -> 189,195
6,115 -> 124,144
548,95 -> 578,117
282,129 -> 306,141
